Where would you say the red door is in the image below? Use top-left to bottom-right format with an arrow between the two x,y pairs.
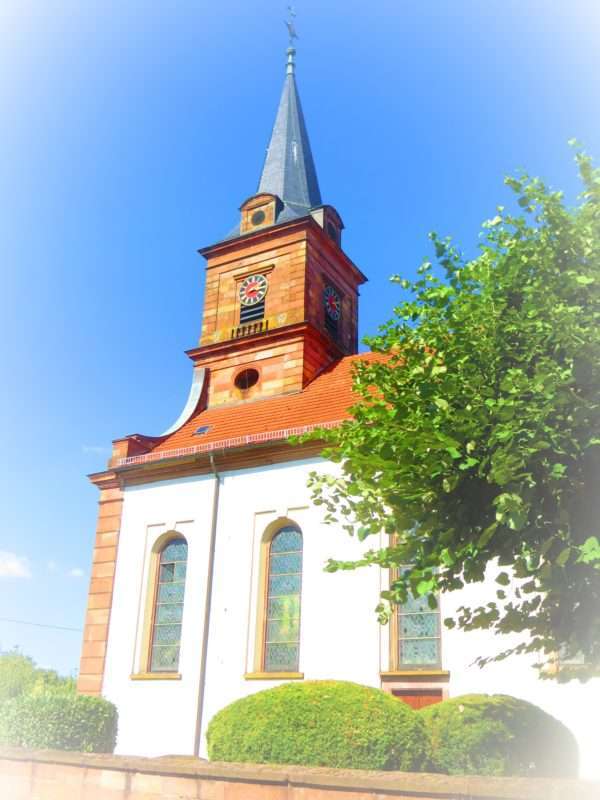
392,689 -> 443,710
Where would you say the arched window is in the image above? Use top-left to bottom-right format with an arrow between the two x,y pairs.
263,525 -> 303,672
392,567 -> 441,669
148,537 -> 188,673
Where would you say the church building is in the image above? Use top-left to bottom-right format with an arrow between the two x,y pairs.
77,45 -> 598,775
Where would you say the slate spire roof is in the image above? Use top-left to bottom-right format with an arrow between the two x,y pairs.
257,47 -> 322,215
222,46 -> 322,241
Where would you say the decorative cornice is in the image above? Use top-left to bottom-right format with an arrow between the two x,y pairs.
188,320 -> 345,363
199,215 -> 366,285
87,470 -> 121,490
116,420 -> 341,468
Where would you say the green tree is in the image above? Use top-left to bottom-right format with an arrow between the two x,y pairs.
0,650 -> 39,701
307,148 -> 600,679
0,649 -> 76,702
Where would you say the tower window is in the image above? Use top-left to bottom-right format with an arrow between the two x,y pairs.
234,368 -> 259,391
325,314 -> 338,337
251,209 -> 266,226
240,299 -> 265,324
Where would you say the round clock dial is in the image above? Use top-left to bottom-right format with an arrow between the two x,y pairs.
323,286 -> 341,320
239,274 -> 268,307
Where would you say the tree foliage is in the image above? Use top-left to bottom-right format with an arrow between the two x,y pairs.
307,149 -> 600,678
0,649 -> 114,752
0,649 -> 75,703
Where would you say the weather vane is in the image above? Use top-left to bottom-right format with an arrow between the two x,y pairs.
285,5 -> 299,47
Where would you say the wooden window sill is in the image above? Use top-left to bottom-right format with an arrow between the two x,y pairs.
381,670 -> 450,679
244,672 -> 304,680
130,672 -> 182,681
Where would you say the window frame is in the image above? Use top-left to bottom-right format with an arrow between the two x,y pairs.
143,533 -> 188,675
389,566 -> 443,672
254,522 -> 304,675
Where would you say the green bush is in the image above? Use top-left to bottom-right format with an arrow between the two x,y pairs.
0,692 -> 118,753
420,694 -> 578,777
207,680 -> 429,771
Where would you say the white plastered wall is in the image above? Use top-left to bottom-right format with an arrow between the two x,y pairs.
101,456 -> 600,778
199,457 -> 382,755
102,474 -> 216,756
102,458 -> 381,759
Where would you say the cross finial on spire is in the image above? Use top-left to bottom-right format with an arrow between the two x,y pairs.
285,6 -> 299,47
284,6 -> 298,75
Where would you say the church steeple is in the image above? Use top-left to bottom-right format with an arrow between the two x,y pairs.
256,47 -> 322,216
189,34 -> 367,410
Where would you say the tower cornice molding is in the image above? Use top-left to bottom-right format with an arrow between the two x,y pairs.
186,320 -> 345,365
200,214 -> 367,285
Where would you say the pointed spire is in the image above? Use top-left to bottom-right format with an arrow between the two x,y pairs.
257,47 -> 322,214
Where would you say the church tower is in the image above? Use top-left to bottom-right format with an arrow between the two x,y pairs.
189,45 -> 366,409
100,44 -> 367,471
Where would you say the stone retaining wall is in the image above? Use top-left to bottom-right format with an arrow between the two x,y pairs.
1,746 -> 598,800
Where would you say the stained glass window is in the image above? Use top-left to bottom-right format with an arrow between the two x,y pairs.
397,570 -> 441,668
264,526 -> 302,672
149,538 -> 188,672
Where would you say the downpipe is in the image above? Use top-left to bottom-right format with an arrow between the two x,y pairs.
193,452 -> 220,756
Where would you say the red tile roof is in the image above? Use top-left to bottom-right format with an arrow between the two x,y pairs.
118,352 -> 383,467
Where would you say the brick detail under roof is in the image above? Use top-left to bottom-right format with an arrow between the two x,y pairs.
77,474 -> 123,697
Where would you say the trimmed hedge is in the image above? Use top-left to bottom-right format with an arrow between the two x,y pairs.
0,692 -> 118,753
207,680 -> 429,771
420,694 -> 578,778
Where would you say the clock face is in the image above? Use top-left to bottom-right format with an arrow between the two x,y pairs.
239,274 -> 268,307
323,286 -> 341,320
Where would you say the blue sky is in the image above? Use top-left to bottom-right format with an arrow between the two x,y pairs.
1,1 -> 598,676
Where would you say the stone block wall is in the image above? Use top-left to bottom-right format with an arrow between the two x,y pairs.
1,747 -> 598,800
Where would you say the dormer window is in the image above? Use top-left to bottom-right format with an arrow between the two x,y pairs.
239,193 -> 282,235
